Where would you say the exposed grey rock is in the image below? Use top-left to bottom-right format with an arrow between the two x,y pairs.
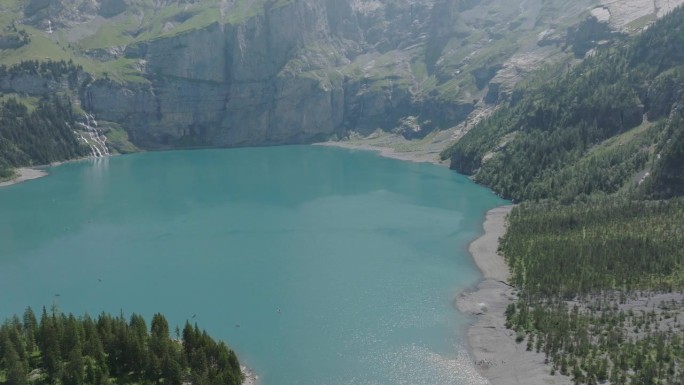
5,0 -> 683,150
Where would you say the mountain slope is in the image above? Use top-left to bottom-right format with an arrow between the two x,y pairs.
445,5 -> 684,202
445,6 -> 684,385
3,0 -> 681,154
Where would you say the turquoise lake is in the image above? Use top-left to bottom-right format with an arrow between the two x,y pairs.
0,146 -> 506,384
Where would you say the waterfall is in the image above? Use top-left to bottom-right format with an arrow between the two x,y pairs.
76,113 -> 110,158
46,20 -> 53,34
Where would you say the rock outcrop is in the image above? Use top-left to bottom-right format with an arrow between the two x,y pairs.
2,0 -> 683,149
84,0 -> 436,148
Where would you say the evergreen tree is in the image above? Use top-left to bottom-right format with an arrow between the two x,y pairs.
63,344 -> 85,385
0,310 -> 243,385
3,342 -> 28,385
22,308 -> 37,355
38,307 -> 62,381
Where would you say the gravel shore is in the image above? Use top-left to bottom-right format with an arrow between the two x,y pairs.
456,205 -> 571,385
0,167 -> 48,188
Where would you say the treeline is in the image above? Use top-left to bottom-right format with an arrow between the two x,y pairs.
501,198 -> 684,298
0,60 -> 99,180
443,6 -> 684,385
502,199 -> 684,384
444,6 -> 684,202
0,308 -> 243,385
0,24 -> 30,49
0,96 -> 89,180
0,60 -> 82,84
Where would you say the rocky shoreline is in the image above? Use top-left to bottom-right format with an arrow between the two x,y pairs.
0,167 -> 48,188
316,141 -> 569,384
313,129 -> 459,166
241,365 -> 258,385
456,205 -> 572,385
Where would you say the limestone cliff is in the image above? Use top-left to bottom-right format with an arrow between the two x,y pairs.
1,0 -> 682,149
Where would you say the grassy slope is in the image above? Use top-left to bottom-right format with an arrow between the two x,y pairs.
0,0 -> 632,119
0,0 -> 268,80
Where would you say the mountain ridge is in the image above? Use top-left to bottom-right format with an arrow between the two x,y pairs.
3,0 -> 681,152
1,0 -> 683,177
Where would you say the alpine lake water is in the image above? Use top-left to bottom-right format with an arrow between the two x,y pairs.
0,145 -> 506,385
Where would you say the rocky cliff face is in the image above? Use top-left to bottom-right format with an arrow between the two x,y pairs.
82,0 -> 436,148
2,0 -> 683,149
81,2 -> 342,147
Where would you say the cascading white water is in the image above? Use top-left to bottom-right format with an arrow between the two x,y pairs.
76,113 -> 110,158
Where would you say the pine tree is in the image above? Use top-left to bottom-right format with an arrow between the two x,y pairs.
38,307 -> 62,381
4,341 -> 28,385
150,313 -> 171,376
22,307 -> 37,355
63,344 -> 85,385
161,352 -> 183,385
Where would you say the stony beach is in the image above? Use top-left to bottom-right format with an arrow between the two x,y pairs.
0,167 -> 48,188
456,205 -> 572,385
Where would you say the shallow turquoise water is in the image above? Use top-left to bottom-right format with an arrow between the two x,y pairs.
0,146 -> 506,384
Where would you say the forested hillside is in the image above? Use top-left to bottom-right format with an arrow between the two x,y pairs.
0,60 -> 92,181
0,308 -> 243,385
504,199 -> 684,298
446,6 -> 684,385
502,199 -> 684,385
0,96 -> 88,180
1,0 -> 680,176
445,6 -> 684,202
